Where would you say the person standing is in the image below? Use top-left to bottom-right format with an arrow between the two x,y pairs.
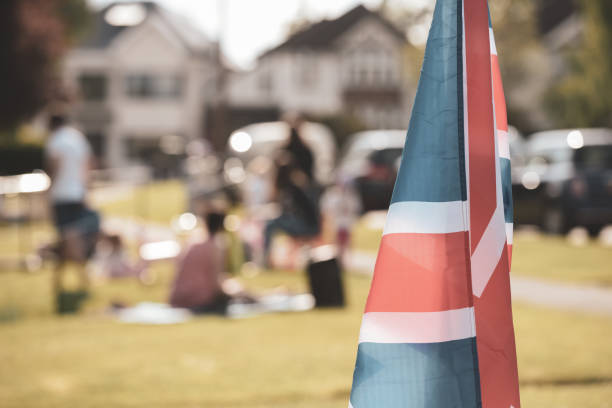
262,113 -> 321,268
280,113 -> 314,180
46,113 -> 96,312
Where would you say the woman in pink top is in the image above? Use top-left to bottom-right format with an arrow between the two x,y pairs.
169,212 -> 230,314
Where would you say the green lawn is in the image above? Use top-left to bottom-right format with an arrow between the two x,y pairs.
0,222 -> 54,260
1,181 -> 612,407
1,265 -> 612,408
512,232 -> 612,287
96,180 -> 187,225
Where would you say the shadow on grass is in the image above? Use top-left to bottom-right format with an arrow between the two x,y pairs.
521,377 -> 612,387
206,389 -> 351,408
0,306 -> 21,323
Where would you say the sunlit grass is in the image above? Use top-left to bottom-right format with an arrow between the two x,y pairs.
512,232 -> 612,287
0,265 -> 611,408
96,180 -> 187,225
1,181 -> 611,406
0,222 -> 54,259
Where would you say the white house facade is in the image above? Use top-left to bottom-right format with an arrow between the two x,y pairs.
63,2 -> 218,170
226,5 -> 414,130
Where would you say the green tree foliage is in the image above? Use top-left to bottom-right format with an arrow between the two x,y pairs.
381,0 -> 543,133
58,0 -> 93,44
0,0 -> 90,142
545,0 -> 612,128
489,0 -> 544,134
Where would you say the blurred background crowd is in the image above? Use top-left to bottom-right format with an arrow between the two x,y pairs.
0,1 -> 611,407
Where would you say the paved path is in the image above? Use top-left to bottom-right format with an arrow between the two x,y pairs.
347,250 -> 612,317
510,276 -> 612,316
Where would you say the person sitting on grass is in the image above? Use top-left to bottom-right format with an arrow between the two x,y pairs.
169,211 -> 248,315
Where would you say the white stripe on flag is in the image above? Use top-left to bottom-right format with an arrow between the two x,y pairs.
489,28 -> 497,55
506,222 -> 514,245
470,53 -> 509,297
358,308 -> 476,344
498,129 -> 510,159
471,204 -> 507,297
383,201 -> 469,235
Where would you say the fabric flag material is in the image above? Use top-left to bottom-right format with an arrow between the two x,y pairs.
348,0 -> 519,407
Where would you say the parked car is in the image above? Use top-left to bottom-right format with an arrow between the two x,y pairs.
336,130 -> 405,213
513,128 -> 612,235
336,127 -> 524,214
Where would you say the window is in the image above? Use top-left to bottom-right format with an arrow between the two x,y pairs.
79,74 -> 107,101
344,47 -> 398,88
125,74 -> 183,99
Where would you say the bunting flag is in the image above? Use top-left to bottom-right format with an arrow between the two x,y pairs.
348,0 -> 519,407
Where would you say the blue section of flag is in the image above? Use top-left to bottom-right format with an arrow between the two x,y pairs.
390,0 -> 466,205
350,339 -> 482,408
500,157 -> 513,223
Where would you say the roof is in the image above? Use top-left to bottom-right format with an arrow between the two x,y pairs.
261,5 -> 405,57
78,1 -> 212,55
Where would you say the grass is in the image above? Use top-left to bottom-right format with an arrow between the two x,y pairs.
96,180 -> 187,225
0,266 -> 611,407
0,222 -> 54,259
512,232 -> 612,287
1,181 -> 611,406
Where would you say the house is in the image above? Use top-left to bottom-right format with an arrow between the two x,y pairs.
62,2 -> 218,171
225,5 -> 414,130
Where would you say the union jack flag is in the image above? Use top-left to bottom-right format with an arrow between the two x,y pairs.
348,0 -> 519,406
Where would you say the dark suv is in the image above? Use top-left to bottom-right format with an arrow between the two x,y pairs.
513,128 -> 612,235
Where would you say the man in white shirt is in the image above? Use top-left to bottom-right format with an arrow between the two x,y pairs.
46,114 -> 91,209
46,114 -> 97,309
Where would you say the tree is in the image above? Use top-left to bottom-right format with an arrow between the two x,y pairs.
382,0 -> 545,134
489,0 -> 546,134
0,0 -> 90,142
545,0 -> 612,128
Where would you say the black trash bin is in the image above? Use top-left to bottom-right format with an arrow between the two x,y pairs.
306,245 -> 345,308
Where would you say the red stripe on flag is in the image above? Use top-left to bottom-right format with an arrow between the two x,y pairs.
507,243 -> 513,267
365,232 -> 473,313
473,247 -> 521,407
465,0 -> 496,254
492,55 -> 508,132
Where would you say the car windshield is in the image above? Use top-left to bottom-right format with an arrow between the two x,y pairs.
574,145 -> 612,170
